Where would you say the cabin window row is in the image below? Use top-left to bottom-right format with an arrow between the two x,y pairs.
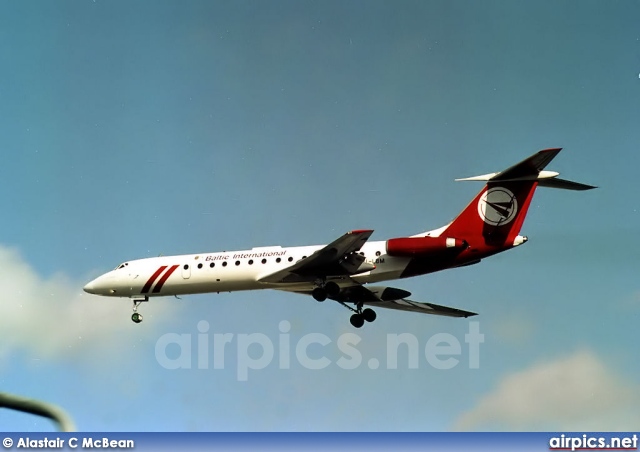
183,255 -> 304,270
182,251 -> 382,271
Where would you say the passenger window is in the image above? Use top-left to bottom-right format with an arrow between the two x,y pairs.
222,261 -> 227,267
249,260 -> 254,265
198,263 -> 203,269
276,257 -> 281,263
210,263 -> 215,268
183,265 -> 189,270
288,257 -> 293,262
235,260 -> 240,266
261,259 -> 267,264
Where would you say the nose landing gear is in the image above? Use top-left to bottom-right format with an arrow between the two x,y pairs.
131,296 -> 148,324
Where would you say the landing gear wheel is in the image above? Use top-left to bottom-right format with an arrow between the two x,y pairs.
362,308 -> 377,323
131,312 -> 143,323
350,313 -> 365,328
324,281 -> 340,298
312,287 -> 327,302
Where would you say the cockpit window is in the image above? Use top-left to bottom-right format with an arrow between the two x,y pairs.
114,262 -> 129,270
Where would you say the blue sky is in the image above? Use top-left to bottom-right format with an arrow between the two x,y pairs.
0,0 -> 639,431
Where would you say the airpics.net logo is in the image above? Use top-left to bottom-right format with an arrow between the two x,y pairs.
154,321 -> 484,381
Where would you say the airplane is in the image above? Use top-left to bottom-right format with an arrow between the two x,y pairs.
83,148 -> 595,327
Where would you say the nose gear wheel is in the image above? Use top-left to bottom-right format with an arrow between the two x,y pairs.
131,297 -> 148,324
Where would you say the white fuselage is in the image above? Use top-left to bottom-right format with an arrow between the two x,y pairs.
82,148 -> 594,327
83,240 -> 413,298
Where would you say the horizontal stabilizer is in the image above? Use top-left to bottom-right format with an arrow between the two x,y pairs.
455,172 -> 498,182
454,148 -> 596,190
538,178 -> 597,191
495,148 -> 561,180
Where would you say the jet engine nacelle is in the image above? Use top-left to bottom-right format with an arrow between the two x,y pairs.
386,236 -> 467,257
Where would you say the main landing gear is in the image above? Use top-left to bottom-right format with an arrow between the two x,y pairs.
311,281 -> 376,328
311,281 -> 340,302
334,299 -> 376,328
131,296 -> 148,324
349,306 -> 377,328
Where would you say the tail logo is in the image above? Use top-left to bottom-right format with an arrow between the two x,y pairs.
477,187 -> 518,226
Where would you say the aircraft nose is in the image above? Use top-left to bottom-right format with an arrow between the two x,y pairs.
83,279 -> 97,294
83,272 -> 117,295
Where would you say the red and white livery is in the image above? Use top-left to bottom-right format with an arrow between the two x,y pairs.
84,149 -> 595,327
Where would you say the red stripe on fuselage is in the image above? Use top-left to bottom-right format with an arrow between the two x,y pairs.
141,266 -> 167,294
152,264 -> 179,293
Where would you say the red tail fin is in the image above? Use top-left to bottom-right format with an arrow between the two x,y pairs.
441,148 -> 595,254
443,181 -> 537,250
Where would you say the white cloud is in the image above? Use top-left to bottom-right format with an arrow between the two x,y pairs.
454,349 -> 640,431
0,245 -> 178,361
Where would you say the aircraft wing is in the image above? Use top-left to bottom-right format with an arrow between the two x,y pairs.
290,284 -> 477,318
361,299 -> 477,317
339,284 -> 477,318
259,229 -> 375,284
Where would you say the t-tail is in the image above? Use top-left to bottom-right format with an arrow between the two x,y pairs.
441,148 -> 596,257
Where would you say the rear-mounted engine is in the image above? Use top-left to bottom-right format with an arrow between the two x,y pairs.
386,236 -> 468,257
